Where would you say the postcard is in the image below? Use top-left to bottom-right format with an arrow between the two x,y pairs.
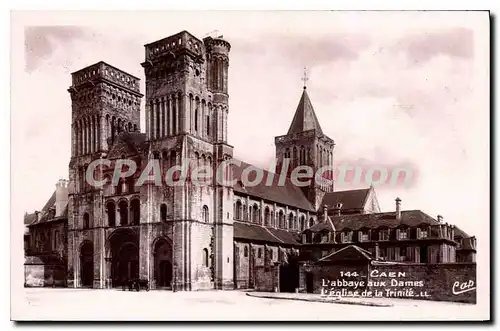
10,10 -> 490,321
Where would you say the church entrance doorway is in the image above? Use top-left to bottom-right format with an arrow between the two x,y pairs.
108,229 -> 139,287
80,241 -> 94,288
154,238 -> 173,289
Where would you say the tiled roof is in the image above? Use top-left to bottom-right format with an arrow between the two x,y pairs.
232,161 -> 314,211
318,245 -> 372,263
267,228 -> 301,245
330,210 -> 440,231
321,188 -> 370,211
453,226 -> 471,238
305,216 -> 335,233
287,88 -> 323,135
24,213 -> 36,226
234,221 -> 300,245
41,191 -> 56,213
28,192 -> 68,226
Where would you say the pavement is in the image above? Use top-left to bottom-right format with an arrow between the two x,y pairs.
12,287 -> 485,321
245,291 -> 473,308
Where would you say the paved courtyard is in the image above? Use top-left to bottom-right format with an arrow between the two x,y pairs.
12,288 -> 483,321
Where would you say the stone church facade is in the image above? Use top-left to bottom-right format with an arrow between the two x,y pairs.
24,30 -> 476,291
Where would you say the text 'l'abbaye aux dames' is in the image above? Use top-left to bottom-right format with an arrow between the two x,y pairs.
23,30 -> 477,304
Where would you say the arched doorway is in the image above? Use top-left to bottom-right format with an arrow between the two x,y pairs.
108,229 -> 139,287
154,238 -> 173,288
80,241 -> 93,288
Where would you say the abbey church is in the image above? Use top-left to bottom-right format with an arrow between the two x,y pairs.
24,31 -> 476,293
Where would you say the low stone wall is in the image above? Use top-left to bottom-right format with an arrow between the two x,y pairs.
367,262 -> 476,304
302,261 -> 476,304
301,263 -> 370,294
254,265 -> 279,292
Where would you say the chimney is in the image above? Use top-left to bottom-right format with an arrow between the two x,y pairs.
395,197 -> 401,220
374,243 -> 380,260
34,211 -> 40,222
323,204 -> 328,222
437,215 -> 443,223
55,179 -> 69,217
333,203 -> 343,216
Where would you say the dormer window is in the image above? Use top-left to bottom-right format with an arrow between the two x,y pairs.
341,231 -> 353,243
360,230 -> 369,242
379,229 -> 389,241
321,232 -> 329,243
313,233 -> 322,244
419,229 -> 428,239
398,228 -> 408,240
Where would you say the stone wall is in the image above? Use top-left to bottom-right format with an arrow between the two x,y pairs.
254,265 -> 279,292
303,261 -> 476,304
303,262 -> 370,294
367,262 -> 476,304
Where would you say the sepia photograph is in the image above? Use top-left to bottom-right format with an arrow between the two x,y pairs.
10,10 -> 490,321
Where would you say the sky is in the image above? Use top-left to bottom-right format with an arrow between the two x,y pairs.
11,11 -> 489,237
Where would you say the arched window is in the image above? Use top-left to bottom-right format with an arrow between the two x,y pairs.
264,207 -> 270,227
252,204 -> 259,223
119,200 -> 128,225
206,115 -> 210,137
194,107 -> 198,132
279,210 -> 284,229
126,177 -> 135,193
288,213 -> 294,230
244,246 -> 248,258
202,205 -> 209,223
116,178 -> 124,195
160,203 -> 167,222
130,199 -> 140,225
53,230 -> 60,250
83,213 -> 90,229
170,150 -> 176,168
111,117 -> 116,142
309,218 -> 314,228
300,216 -> 305,231
203,248 -> 209,267
107,201 -> 116,226
235,200 -> 242,220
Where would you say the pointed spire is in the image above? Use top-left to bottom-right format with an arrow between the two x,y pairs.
287,88 -> 323,135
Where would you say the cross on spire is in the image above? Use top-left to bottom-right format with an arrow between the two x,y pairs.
301,67 -> 309,89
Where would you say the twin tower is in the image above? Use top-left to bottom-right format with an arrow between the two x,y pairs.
68,30 -> 230,156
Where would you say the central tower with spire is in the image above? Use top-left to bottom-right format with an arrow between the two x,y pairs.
274,76 -> 335,210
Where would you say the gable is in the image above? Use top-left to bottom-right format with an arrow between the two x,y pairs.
318,245 -> 372,264
107,131 -> 148,159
